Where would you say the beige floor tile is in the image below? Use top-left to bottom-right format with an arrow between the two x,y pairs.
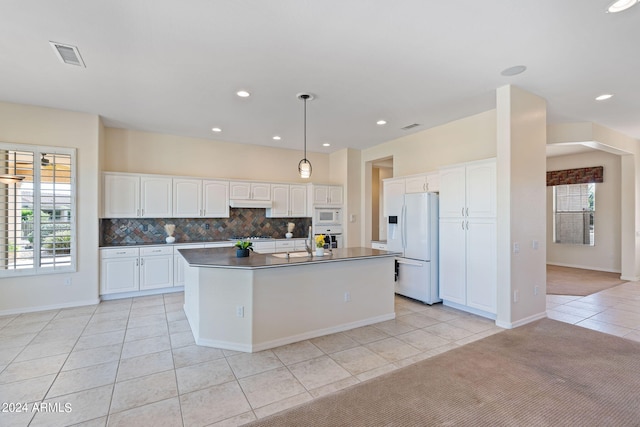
288,355 -> 351,390
167,319 -> 191,334
94,299 -> 131,313
330,346 -> 387,375
393,305 -> 414,316
170,330 -> 195,349
120,335 -> 170,359
63,344 -> 122,371
172,344 -> 224,368
116,350 -> 174,382
253,391 -> 312,419
33,327 -> 83,344
176,358 -> 235,394
307,376 -> 360,399
272,340 -> 324,365
128,304 -> 166,319
396,312 -> 441,328
396,328 -> 451,351
342,325 -> 390,345
83,318 -> 128,336
623,330 -> 640,343
91,311 -> 130,322
546,309 -> 584,324
209,411 -> 257,426
309,332 -> 359,354
239,366 -> 306,409
54,305 -> 98,319
455,328 -> 503,346
576,319 -> 634,337
447,316 -> 497,333
125,313 -> 165,329
131,295 -> 165,308
75,330 -> 125,352
421,306 -> 463,322
166,310 -> 187,323
2,408 -> 36,427
0,320 -> 48,336
546,295 -> 581,304
30,384 -> 113,427
550,304 -> 603,318
179,381 -> 251,426
0,373 -> 56,403
14,338 -> 77,362
110,370 -> 178,413
564,299 -> 609,311
355,364 -> 398,382
0,332 -> 37,350
226,350 -> 283,379
590,309 -> 640,328
0,346 -> 25,365
423,322 -> 476,341
11,310 -> 58,324
106,397 -> 182,427
48,361 -> 118,398
365,337 -> 421,362
371,319 -> 416,336
124,323 -> 169,342
0,353 -> 67,384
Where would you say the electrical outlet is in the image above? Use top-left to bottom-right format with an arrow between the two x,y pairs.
142,224 -> 148,231
513,242 -> 520,254
205,223 -> 210,230
236,306 -> 244,318
513,290 -> 519,303
532,240 -> 539,250
534,285 -> 539,296
64,277 -> 72,286
344,292 -> 351,302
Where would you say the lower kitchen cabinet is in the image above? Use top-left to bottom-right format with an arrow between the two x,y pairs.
174,244 -> 204,287
100,246 -> 173,295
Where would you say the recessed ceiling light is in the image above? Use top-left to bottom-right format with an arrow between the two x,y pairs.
211,127 -> 222,132
376,120 -> 387,125
595,94 -> 613,101
500,65 -> 527,76
236,90 -> 250,97
606,0 -> 639,13
322,143 -> 331,147
272,136 -> 281,140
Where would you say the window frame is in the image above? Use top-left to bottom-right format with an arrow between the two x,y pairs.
0,142 -> 76,277
552,182 -> 595,246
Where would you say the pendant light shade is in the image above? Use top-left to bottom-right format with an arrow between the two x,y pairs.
297,93 -> 313,179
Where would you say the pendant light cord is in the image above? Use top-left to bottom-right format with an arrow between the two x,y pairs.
303,96 -> 307,160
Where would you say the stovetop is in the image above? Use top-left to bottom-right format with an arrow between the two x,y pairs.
229,236 -> 274,241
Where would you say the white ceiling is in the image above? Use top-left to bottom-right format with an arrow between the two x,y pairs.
1,1 -> 639,155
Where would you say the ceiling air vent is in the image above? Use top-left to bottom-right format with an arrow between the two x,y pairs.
401,123 -> 421,131
49,41 -> 86,67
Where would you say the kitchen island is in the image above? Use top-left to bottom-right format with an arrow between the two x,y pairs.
179,247 -> 396,352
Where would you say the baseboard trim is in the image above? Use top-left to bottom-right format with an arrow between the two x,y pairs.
547,262 -> 621,274
495,311 -> 547,329
100,286 -> 184,301
0,298 -> 101,317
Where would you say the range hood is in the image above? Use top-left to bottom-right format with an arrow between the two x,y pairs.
229,199 -> 273,209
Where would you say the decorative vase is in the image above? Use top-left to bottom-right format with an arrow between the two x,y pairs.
315,247 -> 324,257
166,236 -> 175,244
285,232 -> 293,239
236,248 -> 250,258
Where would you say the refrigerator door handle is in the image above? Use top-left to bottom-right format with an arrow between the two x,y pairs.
401,204 -> 406,249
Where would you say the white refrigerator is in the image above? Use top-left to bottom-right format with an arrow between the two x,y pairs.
387,192 -> 440,304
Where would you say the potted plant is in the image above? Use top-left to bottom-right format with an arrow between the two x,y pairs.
314,234 -> 325,256
234,240 -> 253,258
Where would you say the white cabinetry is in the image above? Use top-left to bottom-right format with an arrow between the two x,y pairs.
405,173 -> 440,193
103,173 -> 172,218
252,241 -> 276,254
311,185 -> 343,206
100,246 -> 173,295
173,178 -> 229,218
230,182 -> 271,200
267,184 -> 307,217
371,241 -> 388,250
438,158 -> 496,316
173,244 -> 204,287
275,240 -> 296,252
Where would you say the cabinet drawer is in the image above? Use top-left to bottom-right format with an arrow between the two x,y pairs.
140,246 -> 173,256
294,239 -> 308,251
100,247 -> 139,259
275,240 -> 296,251
204,242 -> 234,248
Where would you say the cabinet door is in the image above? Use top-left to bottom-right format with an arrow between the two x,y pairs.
174,244 -> 204,286
313,186 -> 328,204
438,167 -> 466,218
289,185 -> 307,217
425,173 -> 440,192
103,174 -> 139,218
466,219 -> 497,314
203,180 -> 229,218
173,178 -> 202,217
251,183 -> 271,200
140,255 -> 173,290
438,218 -> 467,305
383,179 -> 405,218
100,257 -> 139,294
140,176 -> 172,217
230,182 -> 251,199
405,176 -> 427,193
466,160 -> 496,218
328,186 -> 343,205
269,184 -> 290,217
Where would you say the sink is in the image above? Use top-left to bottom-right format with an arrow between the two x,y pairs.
271,251 -> 312,258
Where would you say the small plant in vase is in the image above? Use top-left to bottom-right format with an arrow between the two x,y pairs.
315,234 -> 325,256
234,240 -> 253,258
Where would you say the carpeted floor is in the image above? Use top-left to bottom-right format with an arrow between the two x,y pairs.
244,318 -> 640,427
547,264 -> 626,296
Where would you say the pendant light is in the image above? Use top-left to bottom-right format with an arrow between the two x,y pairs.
297,93 -> 314,179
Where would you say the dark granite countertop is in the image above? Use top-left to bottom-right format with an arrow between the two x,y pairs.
178,247 -> 398,269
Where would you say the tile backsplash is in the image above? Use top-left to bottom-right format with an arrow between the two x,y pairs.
100,208 -> 312,246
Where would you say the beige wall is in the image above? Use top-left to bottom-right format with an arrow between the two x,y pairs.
546,151 -> 621,272
0,101 -> 100,314
104,128 -> 331,183
330,148 -> 361,247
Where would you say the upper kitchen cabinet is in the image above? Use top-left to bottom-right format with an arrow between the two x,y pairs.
439,159 -> 496,218
103,173 -> 172,218
405,173 -> 440,193
310,184 -> 343,206
173,178 -> 229,218
229,181 -> 271,200
267,184 -> 307,218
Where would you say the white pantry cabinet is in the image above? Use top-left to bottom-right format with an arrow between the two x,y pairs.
438,158 -> 497,316
172,178 -> 229,218
267,184 -> 307,217
103,173 -> 172,218
229,181 -> 271,201
100,246 -> 173,295
310,185 -> 343,206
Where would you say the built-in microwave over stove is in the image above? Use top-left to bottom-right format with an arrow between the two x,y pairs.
314,208 -> 341,225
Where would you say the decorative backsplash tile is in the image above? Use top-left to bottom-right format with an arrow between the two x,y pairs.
100,208 -> 312,246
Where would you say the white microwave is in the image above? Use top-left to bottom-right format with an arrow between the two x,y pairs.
315,208 -> 341,225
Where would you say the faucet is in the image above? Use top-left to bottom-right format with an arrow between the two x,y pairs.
304,226 -> 314,256
325,231 -> 333,255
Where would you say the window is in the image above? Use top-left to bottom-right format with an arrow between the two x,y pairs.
0,144 -> 75,276
553,183 -> 595,245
